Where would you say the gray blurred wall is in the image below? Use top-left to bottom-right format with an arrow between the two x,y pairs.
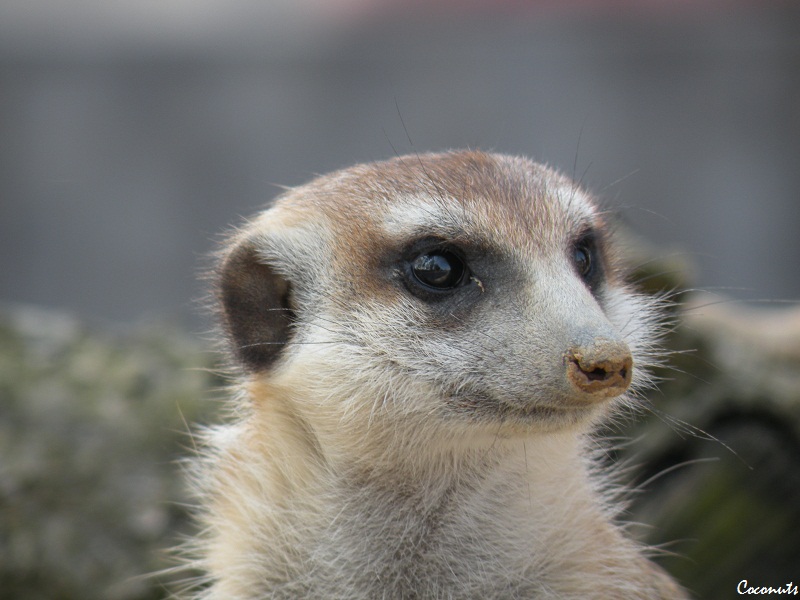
1,2 -> 798,329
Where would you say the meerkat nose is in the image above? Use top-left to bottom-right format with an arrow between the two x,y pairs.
565,339 -> 633,400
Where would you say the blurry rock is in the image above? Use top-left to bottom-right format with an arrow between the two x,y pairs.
617,247 -> 800,599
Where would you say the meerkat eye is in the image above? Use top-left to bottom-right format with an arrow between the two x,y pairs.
572,232 -> 601,288
409,250 -> 468,291
573,245 -> 592,278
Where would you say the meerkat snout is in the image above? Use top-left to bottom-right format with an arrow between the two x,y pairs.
565,339 -> 633,399
186,151 -> 687,600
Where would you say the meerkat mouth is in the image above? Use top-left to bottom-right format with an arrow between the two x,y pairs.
445,389 -> 600,428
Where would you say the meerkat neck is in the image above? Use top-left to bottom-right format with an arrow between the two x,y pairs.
210,394 -> 618,599
248,377 -> 590,493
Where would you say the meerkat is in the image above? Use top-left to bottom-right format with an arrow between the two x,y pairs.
184,151 -> 687,599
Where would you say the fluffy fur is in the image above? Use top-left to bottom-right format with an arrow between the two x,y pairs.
179,151 -> 686,599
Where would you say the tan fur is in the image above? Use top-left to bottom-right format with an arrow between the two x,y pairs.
182,151 -> 687,599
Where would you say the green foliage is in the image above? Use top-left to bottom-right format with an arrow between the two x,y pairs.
0,308 -> 222,600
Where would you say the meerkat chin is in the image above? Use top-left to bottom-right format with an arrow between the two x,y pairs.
183,151 -> 686,599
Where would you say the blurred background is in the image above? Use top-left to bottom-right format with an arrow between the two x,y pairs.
2,1 -> 800,599
1,0 -> 799,330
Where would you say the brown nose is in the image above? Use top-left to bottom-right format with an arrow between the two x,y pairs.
565,340 -> 633,400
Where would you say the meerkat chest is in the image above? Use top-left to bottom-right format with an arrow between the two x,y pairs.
270,478 -> 555,600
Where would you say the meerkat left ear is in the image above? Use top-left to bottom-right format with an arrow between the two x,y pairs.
217,240 -> 294,372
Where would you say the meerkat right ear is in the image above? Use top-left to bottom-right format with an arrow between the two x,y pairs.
218,240 -> 295,372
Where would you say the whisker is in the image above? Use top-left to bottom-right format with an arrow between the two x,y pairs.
635,457 -> 720,490
643,405 -> 751,468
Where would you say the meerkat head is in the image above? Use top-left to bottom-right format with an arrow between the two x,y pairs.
216,151 -> 659,454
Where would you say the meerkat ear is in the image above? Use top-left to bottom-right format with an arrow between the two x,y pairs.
218,240 -> 294,372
